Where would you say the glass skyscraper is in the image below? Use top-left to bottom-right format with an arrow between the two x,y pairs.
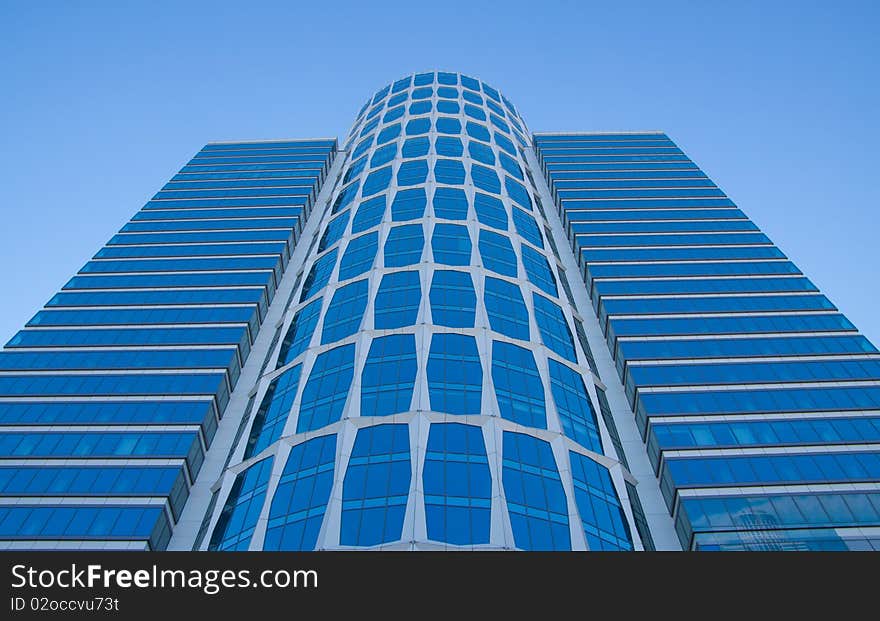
2,71 -> 878,551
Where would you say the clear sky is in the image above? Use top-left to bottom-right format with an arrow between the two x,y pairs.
1,0 -> 878,344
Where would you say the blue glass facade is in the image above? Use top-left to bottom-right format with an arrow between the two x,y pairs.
534,132 -> 880,550
6,72 -> 872,552
1,140 -> 335,550
198,72 -> 641,550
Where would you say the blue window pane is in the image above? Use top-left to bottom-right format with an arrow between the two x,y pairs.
437,72 -> 458,85
360,117 -> 379,137
209,457 -> 273,551
246,364 -> 302,458
412,87 -> 433,100
533,293 -> 577,363
502,432 -> 570,550
490,114 -> 510,134
361,334 -> 418,416
466,121 -> 491,142
391,188 -> 427,221
484,276 -> 529,340
296,343 -> 355,433
437,100 -> 460,114
338,232 -> 378,281
377,123 -> 401,145
468,141 -> 495,164
299,249 -> 337,302
343,155 -> 366,184
397,159 -> 429,186
370,143 -> 397,168
409,100 -> 432,115
318,211 -> 350,252
478,229 -> 517,277
384,224 -> 424,267
321,279 -> 369,344
424,423 -> 491,545
500,152 -> 523,180
426,333 -> 482,415
495,132 -> 516,155
492,341 -> 546,428
264,434 -> 336,551
341,424 -> 410,546
512,207 -> 543,248
435,136 -> 463,157
464,104 -> 487,121
437,86 -> 458,99
277,298 -> 323,366
431,223 -> 472,266
461,74 -> 480,91
363,166 -> 392,196
434,158 -> 466,185
463,90 -> 482,105
352,137 -> 373,159
471,164 -> 501,194
375,271 -> 421,329
430,189 -> 468,223
414,72 -> 434,85
383,105 -> 404,124
548,360 -> 602,453
402,136 -> 429,158
521,245 -> 558,296
351,195 -> 386,234
436,117 -> 462,135
505,177 -> 532,210
474,192 -> 508,230
332,181 -> 361,217
392,76 -> 411,92
430,270 -> 476,328
406,118 -> 431,136
569,452 -> 633,551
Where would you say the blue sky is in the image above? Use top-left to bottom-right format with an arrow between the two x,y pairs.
1,0 -> 878,343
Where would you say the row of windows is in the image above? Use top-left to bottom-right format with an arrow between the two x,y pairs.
628,358 -> 880,390
0,431 -> 203,478
354,74 -> 521,132
81,256 -> 282,276
665,450 -> 880,490
609,312 -> 854,341
601,293 -> 834,319
0,505 -> 170,550
211,425 -> 630,550
651,416 -> 880,453
0,465 -> 189,520
262,324 -> 595,446
28,306 -> 258,328
582,245 -> 786,263
48,287 -> 268,309
0,348 -> 239,373
350,137 -> 523,176
63,271 -> 275,293
352,118 -> 519,163
93,242 -> 289,261
0,400 -> 216,434
295,268 -> 575,355
7,327 -> 252,365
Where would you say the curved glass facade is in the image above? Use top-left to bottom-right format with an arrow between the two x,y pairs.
204,72 -> 640,550
6,69 -> 876,552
